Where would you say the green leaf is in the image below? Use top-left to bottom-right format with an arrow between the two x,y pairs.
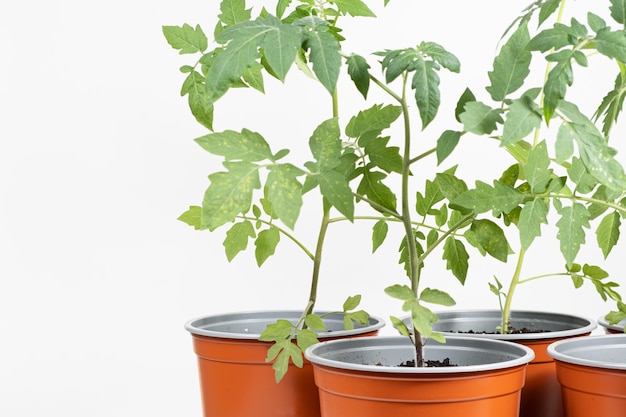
262,18 -> 302,80
436,130 -> 461,164
471,219 -> 509,262
544,60 -> 573,123
181,71 -> 214,130
218,0 -> 252,26
487,22 -> 531,102
202,162 -> 261,230
519,199 -> 549,250
345,104 -> 402,139
452,181 -> 524,214
346,54 -> 371,98
419,41 -> 461,73
342,294 -> 362,312
390,316 -> 411,337
309,118 -> 342,170
304,314 -> 326,331
372,220 -> 388,253
595,29 -> 626,62
178,206 -> 203,230
254,227 -> 280,266
420,288 -> 456,306
442,237 -> 469,284
332,0 -> 376,17
597,212 -> 621,258
163,24 -> 208,54
408,303 -> 438,338
583,263 -> 610,280
411,59 -> 441,129
385,284 -> 415,301
436,172 -> 468,201
276,0 -> 293,18
525,141 -> 552,193
610,0 -> 626,24
356,169 -> 396,213
224,221 -> 256,261
555,122 -> 575,163
502,96 -> 542,146
195,129 -> 273,161
556,202 -> 591,266
416,178 -> 445,216
266,163 -> 304,229
460,101 -> 504,135
594,70 -> 626,137
317,170 -> 354,220
242,61 -> 265,93
298,17 -> 341,95
527,24 -> 575,52
260,319 -> 294,342
365,137 -> 402,173
296,328 -> 320,350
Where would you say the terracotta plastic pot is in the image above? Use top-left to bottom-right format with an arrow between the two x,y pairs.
305,335 -> 535,417
424,310 -> 596,417
186,310 -> 384,417
548,334 -> 626,417
597,315 -> 626,334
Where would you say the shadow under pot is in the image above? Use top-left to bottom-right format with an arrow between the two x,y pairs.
548,334 -> 626,417
304,335 -> 534,417
406,310 -> 596,417
185,310 -> 385,417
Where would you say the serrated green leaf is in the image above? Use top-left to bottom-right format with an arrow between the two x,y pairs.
555,122 -> 575,163
471,219 -> 509,262
583,263 -> 610,280
298,17 -> 341,95
365,137 -> 402,173
260,320 -> 295,342
544,60 -> 573,123
597,212 -> 621,258
356,169 -> 396,213
242,62 -> 265,93
436,172 -> 468,200
594,70 -> 626,137
182,71 -> 214,130
436,130 -> 461,165
342,294 -> 362,312
452,180 -> 524,214
409,303 -> 438,338
296,328 -> 319,351
595,29 -> 626,62
442,237 -> 469,284
223,221 -> 256,261
346,54 -> 371,98
309,118 -> 342,170
502,96 -> 542,146
276,0 -> 293,18
262,18 -> 301,80
254,227 -> 280,266
610,0 -> 626,24
163,24 -> 208,54
345,310 -> 370,327
411,59 -> 441,129
178,206 -> 203,230
317,170 -> 354,220
304,314 -> 326,331
519,199 -> 549,250
460,101 -> 503,135
525,141 -> 552,193
266,163 -> 304,229
385,284 -> 415,301
421,287 -> 456,307
556,202 -> 591,266
527,24 -> 574,52
372,220 -> 388,253
332,0 -> 376,17
195,129 -> 272,161
345,104 -> 402,139
218,0 -> 252,26
202,162 -> 261,230
419,41 -> 461,73
487,22 -> 531,102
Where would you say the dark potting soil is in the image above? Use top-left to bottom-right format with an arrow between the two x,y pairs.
399,358 -> 457,368
452,327 -> 551,334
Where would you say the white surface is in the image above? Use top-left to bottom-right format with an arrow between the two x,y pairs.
0,1 -> 622,416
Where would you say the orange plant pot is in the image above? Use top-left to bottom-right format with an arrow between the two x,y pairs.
305,336 -> 535,417
548,334 -> 626,417
429,310 -> 595,417
186,311 -> 384,417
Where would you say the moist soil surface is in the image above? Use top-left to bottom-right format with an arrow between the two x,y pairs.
452,327 -> 551,334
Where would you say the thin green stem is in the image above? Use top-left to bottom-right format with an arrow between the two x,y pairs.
502,249 -> 526,333
517,272 -> 570,285
417,212 -> 476,265
238,215 -> 314,260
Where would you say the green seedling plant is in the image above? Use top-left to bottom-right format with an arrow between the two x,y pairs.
164,0 -> 514,373
447,0 -> 626,333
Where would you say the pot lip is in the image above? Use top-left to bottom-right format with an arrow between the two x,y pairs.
185,310 -> 385,339
597,315 -> 626,332
547,334 -> 626,370
304,335 -> 535,374
428,309 -> 596,340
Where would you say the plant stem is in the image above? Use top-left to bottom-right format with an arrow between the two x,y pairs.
501,248 -> 526,333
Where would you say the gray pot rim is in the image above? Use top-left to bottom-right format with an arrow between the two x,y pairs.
547,334 -> 626,371
427,309 -> 596,340
185,310 -> 385,339
304,335 -> 535,374
597,315 -> 626,333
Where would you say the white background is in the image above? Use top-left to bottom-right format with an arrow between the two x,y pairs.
1,1 -> 624,416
